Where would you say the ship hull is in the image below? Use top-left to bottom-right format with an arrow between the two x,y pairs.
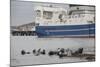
36,23 -> 95,38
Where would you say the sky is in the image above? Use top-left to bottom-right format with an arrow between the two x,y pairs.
11,0 -> 69,26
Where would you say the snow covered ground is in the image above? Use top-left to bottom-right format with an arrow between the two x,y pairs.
10,36 -> 95,66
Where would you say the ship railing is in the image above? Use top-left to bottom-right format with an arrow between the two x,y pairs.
65,14 -> 94,19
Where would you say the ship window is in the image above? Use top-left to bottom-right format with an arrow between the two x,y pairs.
77,7 -> 79,10
36,10 -> 41,17
88,21 -> 93,23
43,11 -> 53,19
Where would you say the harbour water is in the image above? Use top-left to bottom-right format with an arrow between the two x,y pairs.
11,36 -> 95,66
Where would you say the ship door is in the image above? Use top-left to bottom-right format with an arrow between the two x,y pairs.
59,14 -> 63,22
36,10 -> 41,17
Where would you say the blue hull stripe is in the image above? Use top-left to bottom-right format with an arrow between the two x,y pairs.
36,24 -> 95,30
36,24 -> 95,37
37,29 -> 95,36
45,28 -> 94,32
38,35 -> 95,38
47,29 -> 94,35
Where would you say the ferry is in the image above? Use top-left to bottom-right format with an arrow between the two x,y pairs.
34,5 -> 95,38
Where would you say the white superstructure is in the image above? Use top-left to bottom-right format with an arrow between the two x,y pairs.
34,5 -> 95,26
